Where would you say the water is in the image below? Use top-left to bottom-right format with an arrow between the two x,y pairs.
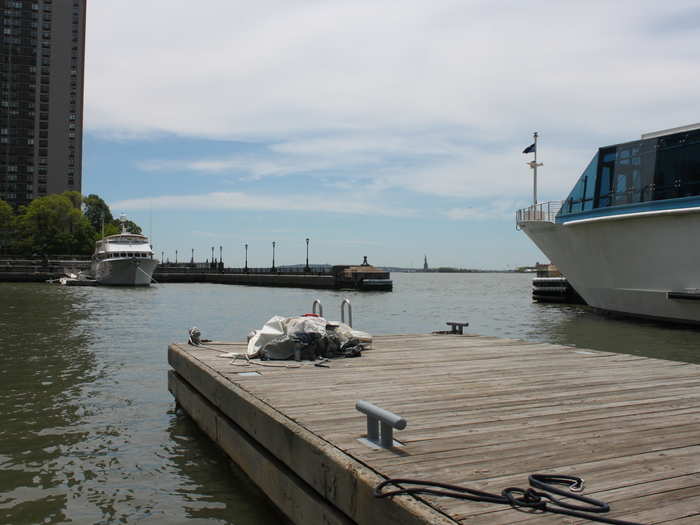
2,273 -> 699,524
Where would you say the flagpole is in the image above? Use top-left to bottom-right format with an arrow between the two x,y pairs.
533,131 -> 538,205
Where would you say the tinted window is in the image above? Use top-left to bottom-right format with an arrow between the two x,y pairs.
558,129 -> 700,218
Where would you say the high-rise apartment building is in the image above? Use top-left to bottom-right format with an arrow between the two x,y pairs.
1,0 -> 86,208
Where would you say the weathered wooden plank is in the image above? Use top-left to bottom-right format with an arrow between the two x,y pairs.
169,334 -> 700,525
169,344 -> 457,525
168,370 -> 354,525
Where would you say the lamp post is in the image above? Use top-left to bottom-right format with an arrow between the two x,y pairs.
305,238 -> 310,272
161,251 -> 164,263
244,243 -> 248,272
271,241 -> 276,272
191,248 -> 194,264
175,250 -> 178,264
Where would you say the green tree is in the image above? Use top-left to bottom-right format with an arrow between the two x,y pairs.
64,190 -> 83,210
15,193 -> 96,255
116,219 -> 142,235
83,194 -> 113,233
0,199 -> 15,254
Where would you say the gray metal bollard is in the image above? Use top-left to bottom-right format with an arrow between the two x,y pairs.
356,400 -> 406,448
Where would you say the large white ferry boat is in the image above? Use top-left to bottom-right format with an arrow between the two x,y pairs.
517,123 -> 700,324
91,228 -> 159,286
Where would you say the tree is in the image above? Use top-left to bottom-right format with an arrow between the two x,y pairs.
0,199 -> 14,254
83,194 -> 113,233
64,190 -> 83,210
98,222 -> 120,239
116,219 -> 142,235
15,193 -> 96,255
0,192 -> 142,255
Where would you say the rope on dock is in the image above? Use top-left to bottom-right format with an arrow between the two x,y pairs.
374,474 -> 646,525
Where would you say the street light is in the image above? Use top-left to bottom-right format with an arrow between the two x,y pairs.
191,248 -> 194,264
272,241 -> 276,272
175,249 -> 178,264
305,237 -> 310,272
244,243 -> 248,272
219,245 -> 223,267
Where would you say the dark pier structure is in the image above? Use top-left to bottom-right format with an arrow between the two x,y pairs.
531,263 -> 586,304
0,257 -> 393,291
154,261 -> 392,291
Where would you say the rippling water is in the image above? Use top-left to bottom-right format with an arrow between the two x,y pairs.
1,273 -> 699,523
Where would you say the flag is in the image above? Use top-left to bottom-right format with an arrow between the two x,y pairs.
522,143 -> 536,154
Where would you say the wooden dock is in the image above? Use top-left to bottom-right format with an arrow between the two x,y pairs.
168,333 -> 700,525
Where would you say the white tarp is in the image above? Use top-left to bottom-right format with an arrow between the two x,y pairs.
246,315 -> 371,357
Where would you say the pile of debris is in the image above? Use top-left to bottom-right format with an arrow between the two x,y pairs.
247,315 -> 372,361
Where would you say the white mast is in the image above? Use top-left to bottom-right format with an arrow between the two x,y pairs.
527,131 -> 543,205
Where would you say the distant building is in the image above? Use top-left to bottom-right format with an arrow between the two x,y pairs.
423,255 -> 428,271
1,0 -> 87,207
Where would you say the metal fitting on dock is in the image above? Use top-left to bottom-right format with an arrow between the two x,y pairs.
312,298 -> 324,317
356,400 -> 406,448
341,298 -> 352,327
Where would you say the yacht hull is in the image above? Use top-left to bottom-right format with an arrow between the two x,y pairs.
520,209 -> 700,324
94,258 -> 159,286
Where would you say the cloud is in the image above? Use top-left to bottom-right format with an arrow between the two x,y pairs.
87,0 -> 700,214
110,191 -> 415,217
86,1 -> 700,143
445,199 -> 527,221
136,134 -> 590,201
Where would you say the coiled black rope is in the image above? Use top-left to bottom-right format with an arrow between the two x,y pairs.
374,473 -> 645,525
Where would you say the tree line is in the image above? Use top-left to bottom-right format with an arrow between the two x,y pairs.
0,192 -> 142,256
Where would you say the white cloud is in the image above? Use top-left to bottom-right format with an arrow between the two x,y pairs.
445,199 -> 526,221
87,1 -> 700,207
136,133 -> 590,201
87,1 -> 700,141
110,191 -> 415,217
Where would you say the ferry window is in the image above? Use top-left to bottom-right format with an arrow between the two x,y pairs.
582,154 -> 598,210
638,140 -> 658,201
597,167 -> 611,208
614,173 -> 628,205
558,131 -> 700,219
683,139 -> 700,196
603,152 -> 616,163
568,177 -> 585,213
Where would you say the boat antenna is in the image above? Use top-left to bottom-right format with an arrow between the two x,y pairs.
149,199 -> 153,245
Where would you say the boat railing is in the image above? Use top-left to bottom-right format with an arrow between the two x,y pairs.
516,201 -> 563,226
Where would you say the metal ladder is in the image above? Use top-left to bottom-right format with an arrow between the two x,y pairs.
310,298 -> 353,327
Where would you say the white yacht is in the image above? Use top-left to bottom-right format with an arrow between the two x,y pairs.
517,123 -> 700,324
91,227 -> 159,286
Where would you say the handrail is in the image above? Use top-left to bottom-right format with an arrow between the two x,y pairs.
341,298 -> 352,327
312,299 -> 323,318
516,201 -> 563,226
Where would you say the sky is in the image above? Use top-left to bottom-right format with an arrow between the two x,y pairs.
82,0 -> 700,269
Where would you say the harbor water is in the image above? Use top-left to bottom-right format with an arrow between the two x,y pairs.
2,272 -> 700,524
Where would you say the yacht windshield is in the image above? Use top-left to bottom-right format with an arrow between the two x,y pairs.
558,128 -> 700,218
